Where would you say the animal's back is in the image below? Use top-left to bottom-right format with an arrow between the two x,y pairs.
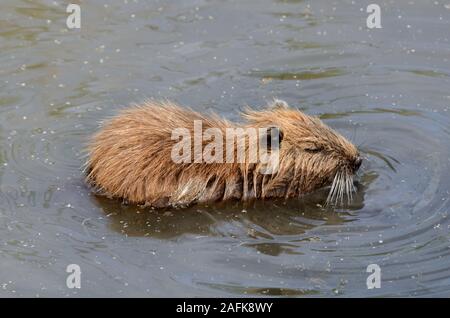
86,101 -> 234,207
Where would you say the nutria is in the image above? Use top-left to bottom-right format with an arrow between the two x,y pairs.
85,99 -> 362,208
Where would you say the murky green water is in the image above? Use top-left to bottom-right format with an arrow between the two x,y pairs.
1,0 -> 450,297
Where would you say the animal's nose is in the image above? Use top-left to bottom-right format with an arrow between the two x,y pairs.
353,156 -> 363,171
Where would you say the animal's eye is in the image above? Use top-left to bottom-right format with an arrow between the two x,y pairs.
304,146 -> 323,153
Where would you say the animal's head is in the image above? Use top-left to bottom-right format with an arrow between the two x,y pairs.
243,99 -> 362,204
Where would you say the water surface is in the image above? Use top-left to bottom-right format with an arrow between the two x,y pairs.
1,0 -> 450,297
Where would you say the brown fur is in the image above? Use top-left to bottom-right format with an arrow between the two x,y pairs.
86,100 -> 361,208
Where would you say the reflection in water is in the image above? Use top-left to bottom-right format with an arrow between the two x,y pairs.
98,177 -> 369,241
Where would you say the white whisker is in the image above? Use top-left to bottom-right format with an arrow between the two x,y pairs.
326,169 -> 356,207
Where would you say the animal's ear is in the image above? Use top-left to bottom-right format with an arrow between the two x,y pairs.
269,99 -> 289,109
264,126 -> 283,151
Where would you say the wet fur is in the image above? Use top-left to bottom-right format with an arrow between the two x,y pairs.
86,100 -> 360,208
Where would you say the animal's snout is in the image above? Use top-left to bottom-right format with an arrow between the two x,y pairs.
352,156 -> 363,172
